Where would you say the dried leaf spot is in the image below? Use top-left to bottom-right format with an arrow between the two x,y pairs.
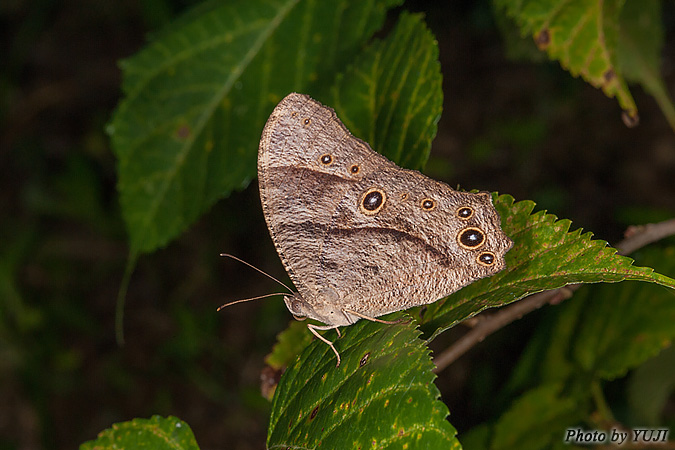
350,164 -> 360,174
360,352 -> 370,367
478,252 -> 495,266
309,405 -> 319,420
176,125 -> 191,140
398,428 -> 405,437
421,198 -> 436,210
457,206 -> 474,219
458,227 -> 485,249
360,188 -> 386,215
603,69 -> 616,83
535,29 -> 550,49
320,154 -> 333,165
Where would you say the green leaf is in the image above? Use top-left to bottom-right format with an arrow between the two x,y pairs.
267,317 -> 459,449
490,383 -> 588,450
80,415 -> 198,450
467,383 -> 586,450
628,345 -> 675,425
495,0 -> 637,121
421,195 -> 675,340
573,264 -> 675,379
460,423 -> 492,450
329,12 -> 443,170
504,289 -> 586,392
617,0 -> 675,131
110,0 -> 402,254
508,246 -> 675,389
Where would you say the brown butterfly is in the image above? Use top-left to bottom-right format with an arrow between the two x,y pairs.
226,93 -> 512,367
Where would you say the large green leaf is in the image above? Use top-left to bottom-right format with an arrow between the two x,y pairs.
420,195 -> 675,340
495,0 -> 637,122
267,317 -> 459,449
329,12 -> 443,170
80,416 -> 198,450
110,0 -> 402,254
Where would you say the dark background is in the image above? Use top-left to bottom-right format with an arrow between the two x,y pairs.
1,1 -> 674,449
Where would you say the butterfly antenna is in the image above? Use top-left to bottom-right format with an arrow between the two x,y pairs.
217,293 -> 287,311
220,253 -> 293,293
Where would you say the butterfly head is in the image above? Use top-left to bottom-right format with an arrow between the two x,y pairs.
283,289 -> 354,327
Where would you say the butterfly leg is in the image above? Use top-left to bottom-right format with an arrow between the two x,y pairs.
343,309 -> 409,325
307,323 -> 341,367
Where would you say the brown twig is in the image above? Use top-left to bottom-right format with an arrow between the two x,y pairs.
432,218 -> 675,373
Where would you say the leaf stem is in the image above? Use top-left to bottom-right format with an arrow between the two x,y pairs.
116,250 -> 138,346
590,379 -> 615,424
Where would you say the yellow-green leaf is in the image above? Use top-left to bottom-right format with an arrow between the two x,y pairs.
496,0 -> 638,122
80,416 -> 198,450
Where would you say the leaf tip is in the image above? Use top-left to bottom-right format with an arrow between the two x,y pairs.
621,110 -> 640,128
